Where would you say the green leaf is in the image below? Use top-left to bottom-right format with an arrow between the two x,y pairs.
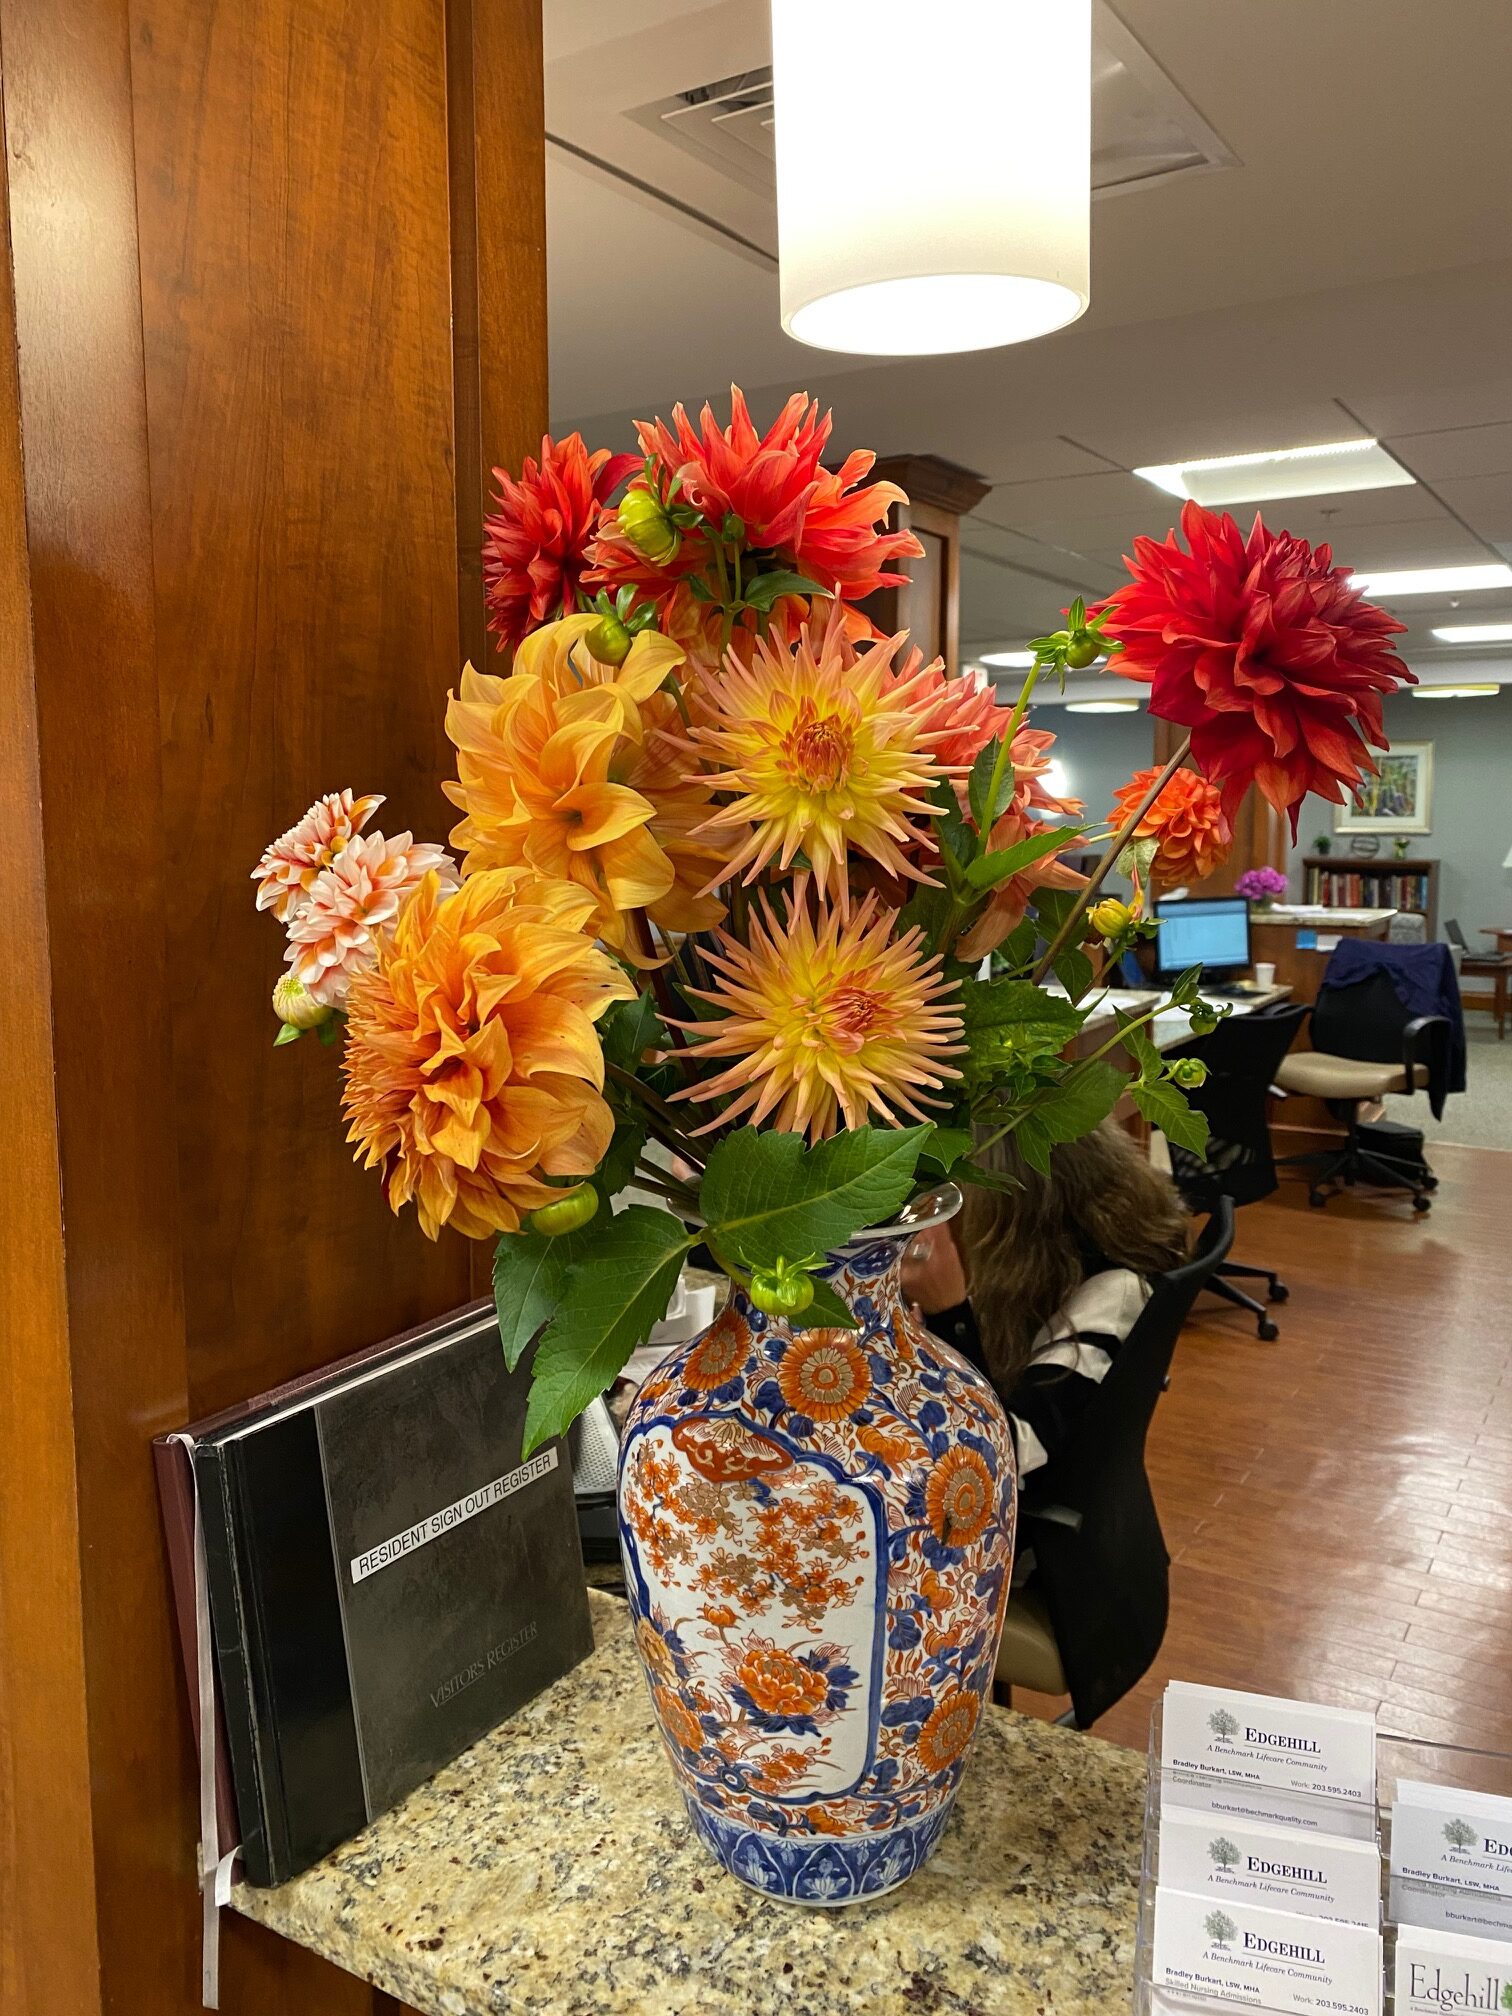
742,568 -> 830,612
601,991 -> 667,1073
896,881 -> 955,956
1026,1061 -> 1126,1148
591,1111 -> 649,1208
787,1277 -> 860,1332
493,1229 -> 578,1372
1015,1113 -> 1055,1177
1130,1078 -> 1210,1155
1053,945 -> 1095,1003
273,1023 -> 302,1047
1114,1007 -> 1162,1081
918,1124 -> 974,1177
701,1126 -> 932,1273
522,1207 -> 693,1455
966,742 -> 1014,836
962,978 -> 1084,1044
927,776 -> 973,872
993,917 -> 1040,973
965,825 -> 1074,892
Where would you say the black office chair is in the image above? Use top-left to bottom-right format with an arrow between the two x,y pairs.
1274,969 -> 1451,1212
1165,1004 -> 1309,1341
994,1201 -> 1235,1729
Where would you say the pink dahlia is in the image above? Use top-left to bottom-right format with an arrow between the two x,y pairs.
483,433 -> 637,654
1095,501 -> 1413,831
252,789 -> 383,922
286,831 -> 459,1006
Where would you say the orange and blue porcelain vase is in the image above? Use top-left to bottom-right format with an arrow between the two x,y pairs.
617,1193 -> 1017,1903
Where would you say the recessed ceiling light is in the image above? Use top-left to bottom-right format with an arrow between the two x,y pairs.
1431,623 -> 1512,644
1349,563 -> 1512,597
980,649 -> 1037,669
1134,438 -> 1412,508
1065,698 -> 1140,713
1411,683 -> 1501,699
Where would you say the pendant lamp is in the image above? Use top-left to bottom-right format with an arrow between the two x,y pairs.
771,0 -> 1092,356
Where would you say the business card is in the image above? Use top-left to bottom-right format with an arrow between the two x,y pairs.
1162,1683 -> 1377,1837
1392,1781 -> 1512,1899
1393,1923 -> 1512,2016
1158,1804 -> 1381,1926
1152,1886 -> 1382,2016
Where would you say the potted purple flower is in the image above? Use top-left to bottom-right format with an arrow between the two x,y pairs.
1234,865 -> 1288,910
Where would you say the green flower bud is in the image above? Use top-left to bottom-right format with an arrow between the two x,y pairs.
749,1260 -> 816,1319
586,613 -> 632,665
617,488 -> 681,568
528,1185 -> 599,1237
1169,1057 -> 1209,1089
1188,1004 -> 1220,1037
1064,635 -> 1101,671
273,972 -> 332,1031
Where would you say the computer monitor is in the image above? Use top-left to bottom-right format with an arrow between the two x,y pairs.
1154,896 -> 1252,982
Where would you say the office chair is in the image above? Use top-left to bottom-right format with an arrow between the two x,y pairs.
1164,1003 -> 1309,1341
993,1202 -> 1235,1730
1274,962 -> 1451,1212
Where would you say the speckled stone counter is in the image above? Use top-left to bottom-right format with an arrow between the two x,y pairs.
234,1590 -> 1145,2016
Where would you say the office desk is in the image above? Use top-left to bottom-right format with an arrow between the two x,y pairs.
1070,984 -> 1292,1060
235,1590 -> 1144,2016
1251,907 -> 1395,1005
1480,926 -> 1512,955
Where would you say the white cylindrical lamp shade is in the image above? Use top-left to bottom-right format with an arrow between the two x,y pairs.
771,0 -> 1091,357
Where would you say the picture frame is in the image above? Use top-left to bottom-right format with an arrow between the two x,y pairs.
1333,741 -> 1433,835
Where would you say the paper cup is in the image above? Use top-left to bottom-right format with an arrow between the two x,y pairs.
1254,961 -> 1276,988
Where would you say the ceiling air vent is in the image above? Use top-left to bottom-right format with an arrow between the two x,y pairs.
626,7 -> 1234,210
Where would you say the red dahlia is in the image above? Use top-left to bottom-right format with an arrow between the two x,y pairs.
482,433 -> 636,654
1095,501 -> 1413,831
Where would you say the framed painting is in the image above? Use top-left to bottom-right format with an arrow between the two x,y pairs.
1334,741 -> 1433,835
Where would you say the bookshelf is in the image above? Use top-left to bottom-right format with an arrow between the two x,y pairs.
1301,854 -> 1439,935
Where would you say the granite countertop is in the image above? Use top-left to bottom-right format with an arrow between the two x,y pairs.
234,1590 -> 1146,2016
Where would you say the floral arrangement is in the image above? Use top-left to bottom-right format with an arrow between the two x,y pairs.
254,396 -> 1412,1452
1233,865 -> 1289,906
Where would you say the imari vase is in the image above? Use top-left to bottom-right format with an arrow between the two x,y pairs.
617,1192 -> 1017,1904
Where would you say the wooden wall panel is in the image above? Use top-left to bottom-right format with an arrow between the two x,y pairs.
0,0 -> 546,2008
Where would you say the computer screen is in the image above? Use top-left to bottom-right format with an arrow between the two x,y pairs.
1154,897 -> 1251,978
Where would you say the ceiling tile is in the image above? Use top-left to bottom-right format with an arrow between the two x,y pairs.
1390,422 -> 1512,481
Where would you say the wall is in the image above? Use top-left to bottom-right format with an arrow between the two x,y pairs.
1286,688 -> 1512,936
0,2 -> 546,2011
1032,703 -> 1155,890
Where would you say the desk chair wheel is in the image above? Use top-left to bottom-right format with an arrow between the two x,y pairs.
1308,1188 -> 1329,1208
1413,1193 -> 1432,1214
1267,1282 -> 1289,1303
1257,1316 -> 1280,1342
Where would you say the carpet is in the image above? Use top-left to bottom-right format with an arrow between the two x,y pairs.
1386,1019 -> 1512,1150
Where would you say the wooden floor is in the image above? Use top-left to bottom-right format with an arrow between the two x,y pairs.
1014,1143 -> 1512,1752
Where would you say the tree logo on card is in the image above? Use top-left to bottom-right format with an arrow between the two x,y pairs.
1205,1911 -> 1238,1946
1209,1836 -> 1240,1870
1208,1709 -> 1239,1741
1498,1983 -> 1511,2013
1442,1819 -> 1477,1850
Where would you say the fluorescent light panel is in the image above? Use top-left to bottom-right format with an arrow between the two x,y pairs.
980,649 -> 1037,668
1432,623 -> 1512,644
1134,438 -> 1412,508
1065,698 -> 1140,713
1411,683 -> 1500,699
1350,563 -> 1512,596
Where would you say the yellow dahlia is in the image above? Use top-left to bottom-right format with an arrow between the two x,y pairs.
444,614 -> 724,960
671,879 -> 964,1141
341,867 -> 633,1240
689,609 -> 952,910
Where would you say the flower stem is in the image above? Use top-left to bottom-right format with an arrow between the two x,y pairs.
975,660 -> 1045,859
1029,734 -> 1192,985
607,1060 -> 708,1169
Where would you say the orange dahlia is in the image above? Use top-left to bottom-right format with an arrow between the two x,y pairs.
444,614 -> 724,960
671,880 -> 964,1142
1110,766 -> 1233,889
689,610 -> 954,909
483,433 -> 637,654
341,868 -> 633,1240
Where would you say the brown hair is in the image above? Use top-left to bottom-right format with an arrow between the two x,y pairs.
960,1121 -> 1189,1392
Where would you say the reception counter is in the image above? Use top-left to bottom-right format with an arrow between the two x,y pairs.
235,1590 -> 1146,2016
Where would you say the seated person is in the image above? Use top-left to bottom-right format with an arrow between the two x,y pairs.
902,1122 -> 1188,1482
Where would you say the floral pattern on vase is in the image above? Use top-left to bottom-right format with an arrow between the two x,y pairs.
617,1213 -> 1017,1903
